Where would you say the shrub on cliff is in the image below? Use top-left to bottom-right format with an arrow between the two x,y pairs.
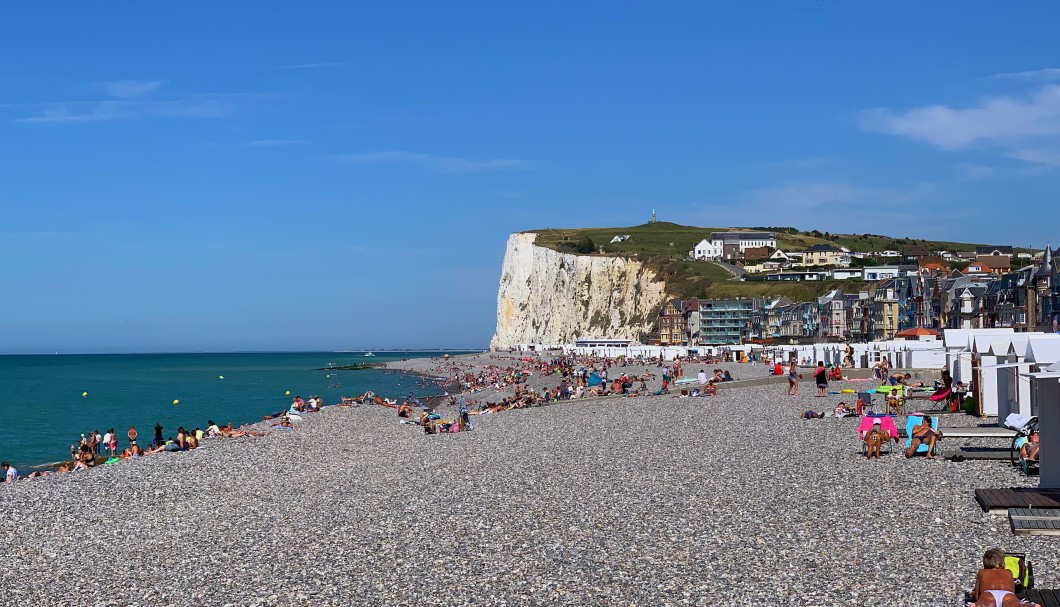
574,236 -> 596,254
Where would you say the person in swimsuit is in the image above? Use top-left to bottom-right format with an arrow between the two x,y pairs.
968,547 -> 1038,607
813,362 -> 828,397
905,416 -> 941,459
863,419 -> 886,459
930,368 -> 953,402
787,361 -> 799,397
127,427 -> 137,446
1020,431 -> 1040,463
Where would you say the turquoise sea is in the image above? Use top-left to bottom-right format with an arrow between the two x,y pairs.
0,351 -> 471,470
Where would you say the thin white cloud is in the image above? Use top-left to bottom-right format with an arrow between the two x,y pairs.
993,68 -> 1060,81
98,80 -> 164,99
735,182 -> 938,234
744,182 -> 934,211
277,62 -> 343,70
858,85 -> 1060,149
17,99 -> 226,124
336,151 -> 532,174
240,139 -> 306,147
1003,148 -> 1060,168
858,84 -> 1060,169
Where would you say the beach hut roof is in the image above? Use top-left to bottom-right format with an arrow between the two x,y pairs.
1024,336 -> 1060,365
943,328 -> 1014,350
987,339 -> 1016,357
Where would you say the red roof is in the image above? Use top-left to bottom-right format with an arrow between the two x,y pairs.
896,327 -> 939,337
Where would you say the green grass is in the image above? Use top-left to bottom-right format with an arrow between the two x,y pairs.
530,222 -> 723,257
528,222 -> 1028,257
525,222 -> 1030,303
704,279 -> 867,301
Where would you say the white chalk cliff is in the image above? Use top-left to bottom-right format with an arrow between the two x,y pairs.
490,232 -> 670,348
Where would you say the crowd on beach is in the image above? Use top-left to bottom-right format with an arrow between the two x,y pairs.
0,395 -> 330,483
791,358 -> 1042,471
351,352 -> 752,437
1,350 -> 1050,604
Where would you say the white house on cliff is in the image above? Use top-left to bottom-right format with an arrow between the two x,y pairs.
691,231 -> 777,260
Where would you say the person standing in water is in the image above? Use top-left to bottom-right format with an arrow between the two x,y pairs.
153,423 -> 164,447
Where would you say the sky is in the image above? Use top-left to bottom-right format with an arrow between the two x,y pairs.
2,2 -> 1059,353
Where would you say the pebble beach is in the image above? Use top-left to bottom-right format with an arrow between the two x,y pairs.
0,353 -> 1053,606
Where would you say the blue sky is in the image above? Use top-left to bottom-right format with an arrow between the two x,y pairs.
2,2 -> 1059,353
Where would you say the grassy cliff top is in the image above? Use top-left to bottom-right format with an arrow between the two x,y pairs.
523,222 -> 1008,301
528,222 -> 998,256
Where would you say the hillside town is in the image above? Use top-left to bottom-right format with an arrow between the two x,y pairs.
651,231 -> 1058,345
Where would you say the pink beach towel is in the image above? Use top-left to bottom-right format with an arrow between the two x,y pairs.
857,416 -> 899,440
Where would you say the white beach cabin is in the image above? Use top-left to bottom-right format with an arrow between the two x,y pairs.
1027,361 -> 1060,489
989,334 -> 1036,421
943,328 -> 1014,389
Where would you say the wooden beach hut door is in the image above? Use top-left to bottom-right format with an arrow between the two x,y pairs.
972,356 -> 984,417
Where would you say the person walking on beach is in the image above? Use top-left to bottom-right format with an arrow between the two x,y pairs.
102,429 -> 115,457
786,360 -> 799,397
127,426 -> 137,446
813,362 -> 828,397
153,423 -> 164,448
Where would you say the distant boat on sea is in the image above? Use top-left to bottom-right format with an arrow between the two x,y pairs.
364,351 -> 376,357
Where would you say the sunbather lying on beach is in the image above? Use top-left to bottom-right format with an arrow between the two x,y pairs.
833,401 -> 857,417
219,424 -> 268,438
967,547 -> 1038,607
373,395 -> 399,408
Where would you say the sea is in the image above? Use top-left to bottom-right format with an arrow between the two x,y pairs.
0,351 -> 473,471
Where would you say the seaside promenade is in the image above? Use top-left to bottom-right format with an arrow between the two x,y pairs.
0,353 -> 1053,606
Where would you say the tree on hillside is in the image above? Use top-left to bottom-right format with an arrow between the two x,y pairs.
575,236 -> 596,254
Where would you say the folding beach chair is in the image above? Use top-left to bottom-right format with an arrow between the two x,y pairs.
857,415 -> 899,455
904,414 -> 942,457
1006,552 -> 1034,593
856,391 -> 873,415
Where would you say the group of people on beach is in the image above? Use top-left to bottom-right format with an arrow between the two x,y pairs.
0,399 -> 314,483
367,353 -> 745,432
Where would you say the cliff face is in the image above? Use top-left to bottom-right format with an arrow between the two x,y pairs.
489,233 -> 669,348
